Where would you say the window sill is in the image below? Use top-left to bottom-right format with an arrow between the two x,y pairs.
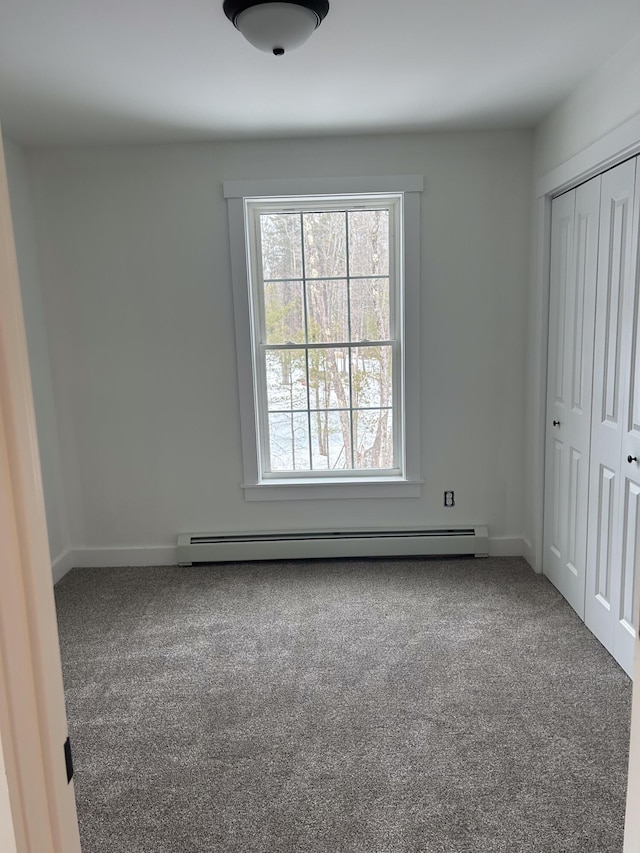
241,478 -> 423,501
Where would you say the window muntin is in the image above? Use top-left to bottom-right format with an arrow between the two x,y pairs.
244,194 -> 404,480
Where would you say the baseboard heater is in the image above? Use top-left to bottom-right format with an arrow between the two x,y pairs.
177,526 -> 489,566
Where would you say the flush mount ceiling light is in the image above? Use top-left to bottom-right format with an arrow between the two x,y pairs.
223,0 -> 329,56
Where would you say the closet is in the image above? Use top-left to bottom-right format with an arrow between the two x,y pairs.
543,156 -> 640,677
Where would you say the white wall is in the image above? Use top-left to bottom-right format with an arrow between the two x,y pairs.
25,130 -> 532,563
535,33 -> 640,176
3,137 -> 71,574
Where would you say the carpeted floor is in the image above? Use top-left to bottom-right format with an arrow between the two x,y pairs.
54,556 -> 632,853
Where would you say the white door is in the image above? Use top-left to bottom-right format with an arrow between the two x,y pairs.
543,176 -> 601,618
586,157 -> 639,675
613,159 -> 640,676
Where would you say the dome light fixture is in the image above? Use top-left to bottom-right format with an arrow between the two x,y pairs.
223,0 -> 330,56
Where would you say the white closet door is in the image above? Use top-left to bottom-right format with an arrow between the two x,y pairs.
543,178 -> 600,617
586,158 -> 638,672
613,159 -> 640,676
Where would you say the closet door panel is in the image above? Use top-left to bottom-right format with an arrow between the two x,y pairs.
586,158 -> 638,660
591,462 -> 617,637
543,190 -> 574,603
544,177 -> 600,618
613,158 -> 640,676
617,476 -> 640,670
547,436 -> 564,554
563,178 -> 601,614
570,180 -> 602,424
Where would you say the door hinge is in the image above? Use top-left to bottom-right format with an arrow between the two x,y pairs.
64,737 -> 73,784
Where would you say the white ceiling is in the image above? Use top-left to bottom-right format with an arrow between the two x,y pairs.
1,0 -> 640,145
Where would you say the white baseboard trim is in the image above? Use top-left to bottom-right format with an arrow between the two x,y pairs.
52,546 -> 178,577
70,546 -> 179,568
51,549 -> 75,584
521,537 -> 540,573
53,539 -> 527,577
487,536 -> 527,558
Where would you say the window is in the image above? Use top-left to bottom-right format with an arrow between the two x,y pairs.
225,176 -> 422,500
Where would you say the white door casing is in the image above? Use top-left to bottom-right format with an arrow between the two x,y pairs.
543,176 -> 600,618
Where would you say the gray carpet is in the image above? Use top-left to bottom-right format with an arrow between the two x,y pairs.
54,556 -> 632,853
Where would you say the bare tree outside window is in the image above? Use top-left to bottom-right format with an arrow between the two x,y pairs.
259,204 -> 395,473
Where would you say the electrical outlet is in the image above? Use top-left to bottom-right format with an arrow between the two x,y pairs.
444,490 -> 455,507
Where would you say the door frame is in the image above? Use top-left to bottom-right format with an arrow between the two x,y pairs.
0,129 -> 81,851
533,111 -> 640,851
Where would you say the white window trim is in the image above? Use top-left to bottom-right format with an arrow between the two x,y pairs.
225,175 -> 423,501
